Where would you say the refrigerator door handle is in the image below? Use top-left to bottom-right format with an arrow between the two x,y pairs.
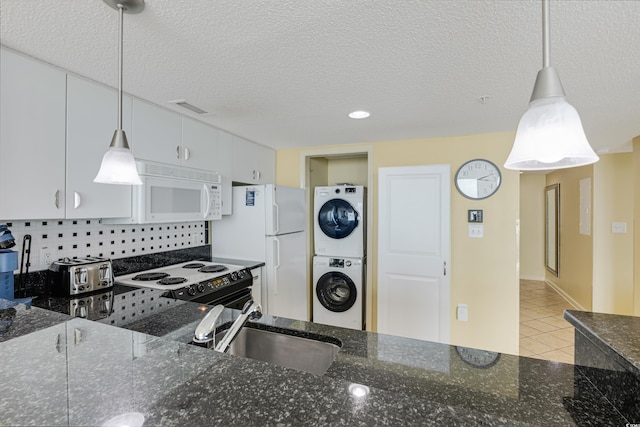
273,200 -> 280,235
273,237 -> 280,296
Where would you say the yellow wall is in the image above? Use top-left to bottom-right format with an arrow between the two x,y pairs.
546,166 -> 594,310
634,136 -> 640,316
519,174 -> 546,280
327,157 -> 368,186
276,132 -> 520,355
592,153 -> 634,314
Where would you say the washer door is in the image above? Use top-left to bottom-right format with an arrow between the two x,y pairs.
315,271 -> 357,312
317,199 -> 358,239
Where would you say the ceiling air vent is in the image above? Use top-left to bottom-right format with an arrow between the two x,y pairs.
169,99 -> 208,115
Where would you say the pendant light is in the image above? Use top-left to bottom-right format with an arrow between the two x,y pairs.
504,0 -> 598,171
94,0 -> 144,185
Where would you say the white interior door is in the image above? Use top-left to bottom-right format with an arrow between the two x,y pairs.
377,165 -> 450,343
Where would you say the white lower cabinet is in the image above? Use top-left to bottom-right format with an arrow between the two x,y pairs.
66,76 -> 132,219
0,48 -> 66,220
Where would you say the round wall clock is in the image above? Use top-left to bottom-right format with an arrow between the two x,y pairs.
455,159 -> 502,200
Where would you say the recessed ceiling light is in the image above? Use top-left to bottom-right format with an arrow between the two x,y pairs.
348,110 -> 370,119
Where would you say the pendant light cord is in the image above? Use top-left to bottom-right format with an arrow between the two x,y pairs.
542,0 -> 550,68
117,3 -> 124,131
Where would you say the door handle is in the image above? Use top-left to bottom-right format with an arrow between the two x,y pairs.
202,184 -> 210,218
74,192 -> 81,209
444,261 -> 447,276
184,147 -> 190,160
54,190 -> 60,209
176,145 -> 181,159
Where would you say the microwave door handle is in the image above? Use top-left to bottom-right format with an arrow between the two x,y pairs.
203,184 -> 211,218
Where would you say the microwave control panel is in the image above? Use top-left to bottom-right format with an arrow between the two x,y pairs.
206,184 -> 222,220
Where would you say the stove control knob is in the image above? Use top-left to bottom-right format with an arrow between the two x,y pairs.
196,283 -> 205,293
230,272 -> 238,281
237,270 -> 246,279
187,286 -> 196,296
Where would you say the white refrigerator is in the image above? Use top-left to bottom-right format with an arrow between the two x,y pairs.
211,185 -> 308,321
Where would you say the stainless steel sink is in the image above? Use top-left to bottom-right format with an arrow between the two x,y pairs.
214,325 -> 341,375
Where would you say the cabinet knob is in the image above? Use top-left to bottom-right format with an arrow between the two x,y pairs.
74,191 -> 82,209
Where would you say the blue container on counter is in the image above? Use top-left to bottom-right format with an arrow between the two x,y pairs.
0,250 -> 18,300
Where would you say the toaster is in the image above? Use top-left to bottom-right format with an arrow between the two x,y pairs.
47,257 -> 113,297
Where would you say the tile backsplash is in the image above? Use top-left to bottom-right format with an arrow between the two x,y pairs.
4,219 -> 208,272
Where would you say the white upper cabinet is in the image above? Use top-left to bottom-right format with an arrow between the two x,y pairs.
0,48 -> 66,220
181,117 -> 218,171
217,131 -> 233,215
132,100 -> 218,171
131,99 -> 183,165
254,143 -> 276,184
231,135 -> 275,184
66,76 -> 132,219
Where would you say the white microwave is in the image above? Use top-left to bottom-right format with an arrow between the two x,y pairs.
105,161 -> 222,224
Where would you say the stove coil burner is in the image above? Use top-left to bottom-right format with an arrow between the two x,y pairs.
198,265 -> 228,273
132,272 -> 170,281
157,277 -> 188,286
182,263 -> 205,269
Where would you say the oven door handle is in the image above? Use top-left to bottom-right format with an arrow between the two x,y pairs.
273,237 -> 280,296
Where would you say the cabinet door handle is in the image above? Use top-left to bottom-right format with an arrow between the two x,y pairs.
256,170 -> 261,180
55,333 -> 63,353
444,261 -> 447,276
183,147 -> 190,160
74,192 -> 81,209
74,328 -> 83,346
54,190 -> 60,209
176,145 -> 181,159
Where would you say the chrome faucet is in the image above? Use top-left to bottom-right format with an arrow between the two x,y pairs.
193,300 -> 262,352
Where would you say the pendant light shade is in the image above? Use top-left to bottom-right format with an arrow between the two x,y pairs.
94,0 -> 144,185
504,0 -> 598,171
94,130 -> 142,185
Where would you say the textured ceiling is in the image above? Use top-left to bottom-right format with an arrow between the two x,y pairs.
1,0 -> 639,152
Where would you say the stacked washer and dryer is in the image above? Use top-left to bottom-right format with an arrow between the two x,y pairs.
312,185 -> 366,330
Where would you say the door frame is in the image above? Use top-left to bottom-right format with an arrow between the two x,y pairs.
300,145 -> 374,329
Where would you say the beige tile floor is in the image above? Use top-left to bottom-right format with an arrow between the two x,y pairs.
520,279 -> 575,364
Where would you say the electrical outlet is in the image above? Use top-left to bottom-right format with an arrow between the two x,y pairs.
468,224 -> 484,238
457,304 -> 468,322
41,247 -> 53,267
612,222 -> 627,234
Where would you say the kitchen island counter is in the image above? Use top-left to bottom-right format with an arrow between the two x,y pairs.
0,296 -> 632,426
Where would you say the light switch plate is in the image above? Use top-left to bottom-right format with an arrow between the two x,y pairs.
468,224 -> 484,238
457,304 -> 468,322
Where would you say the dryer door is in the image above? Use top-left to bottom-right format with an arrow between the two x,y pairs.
315,271 -> 357,312
317,199 -> 358,239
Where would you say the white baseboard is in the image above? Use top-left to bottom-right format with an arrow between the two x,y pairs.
520,275 -> 546,281
545,280 -> 586,311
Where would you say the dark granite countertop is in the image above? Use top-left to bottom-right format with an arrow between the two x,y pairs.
564,310 -> 640,375
3,290 -> 633,426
